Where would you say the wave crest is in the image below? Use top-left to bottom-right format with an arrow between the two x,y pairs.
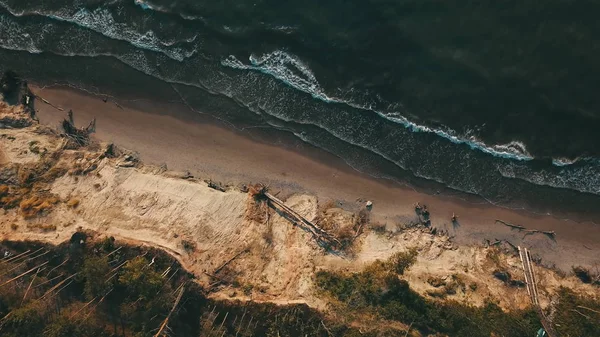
223,50 -> 535,162
0,0 -> 197,61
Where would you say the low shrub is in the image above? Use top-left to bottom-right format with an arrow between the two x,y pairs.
66,198 -> 80,208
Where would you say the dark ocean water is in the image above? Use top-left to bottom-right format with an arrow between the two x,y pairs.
1,0 -> 600,216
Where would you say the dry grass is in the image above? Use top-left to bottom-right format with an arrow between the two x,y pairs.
16,155 -> 67,186
26,223 -> 57,232
0,187 -> 29,209
248,183 -> 268,199
336,225 -> 357,251
313,200 -> 370,253
262,211 -> 274,245
43,166 -> 68,181
354,208 -> 370,229
19,194 -> 60,219
66,198 -> 80,208
0,184 -> 9,197
245,197 -> 268,223
314,200 -> 336,231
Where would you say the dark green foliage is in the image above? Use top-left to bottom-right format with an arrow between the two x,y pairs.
82,255 -> 111,300
316,264 -> 542,337
386,248 -> 418,275
0,238 -> 366,337
119,256 -> 164,301
553,287 -> 600,337
43,315 -> 111,337
2,302 -> 47,337
3,237 -> 597,337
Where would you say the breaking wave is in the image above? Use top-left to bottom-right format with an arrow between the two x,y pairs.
1,3 -> 599,200
0,0 -> 197,61
223,51 -> 535,162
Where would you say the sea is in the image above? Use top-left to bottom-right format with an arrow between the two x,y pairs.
1,0 -> 599,218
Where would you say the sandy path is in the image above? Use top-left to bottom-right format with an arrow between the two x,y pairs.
30,85 -> 600,271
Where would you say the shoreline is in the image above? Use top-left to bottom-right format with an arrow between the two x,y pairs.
30,84 -> 600,271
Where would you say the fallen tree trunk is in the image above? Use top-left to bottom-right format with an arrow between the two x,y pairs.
264,192 -> 341,247
495,219 -> 525,230
496,219 -> 556,238
154,285 -> 185,337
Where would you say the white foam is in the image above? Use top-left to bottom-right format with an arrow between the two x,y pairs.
132,0 -> 206,22
222,50 -> 535,162
134,0 -> 153,11
552,157 -> 577,167
0,1 -> 197,62
499,160 -> 600,195
0,15 -> 43,54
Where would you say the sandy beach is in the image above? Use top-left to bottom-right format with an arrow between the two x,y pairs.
30,85 -> 600,271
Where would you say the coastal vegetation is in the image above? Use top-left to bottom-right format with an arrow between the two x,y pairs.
0,235 -> 341,337
315,252 -> 600,337
1,76 -> 599,336
3,235 -> 597,337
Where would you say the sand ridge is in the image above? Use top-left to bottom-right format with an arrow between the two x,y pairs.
0,96 -> 597,314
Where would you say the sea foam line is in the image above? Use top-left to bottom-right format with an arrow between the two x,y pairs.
222,51 -> 535,162
0,1 -> 197,62
2,32 -> 599,196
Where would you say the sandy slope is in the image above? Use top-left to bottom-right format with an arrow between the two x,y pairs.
28,85 -> 600,273
0,100 -> 597,314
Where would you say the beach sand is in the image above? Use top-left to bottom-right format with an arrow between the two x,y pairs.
30,85 -> 600,271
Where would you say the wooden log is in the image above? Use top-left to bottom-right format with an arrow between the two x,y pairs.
0,249 -> 31,264
46,257 -> 69,277
154,286 -> 185,337
4,247 -> 43,266
504,240 -> 518,251
69,295 -> 99,319
44,279 -> 73,302
21,267 -> 42,305
83,288 -> 113,320
264,192 -> 340,246
38,272 -> 79,300
235,308 -> 247,337
0,261 -> 49,288
495,219 -> 525,230
34,273 -> 64,289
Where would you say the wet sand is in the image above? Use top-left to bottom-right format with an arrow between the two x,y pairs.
31,85 -> 600,271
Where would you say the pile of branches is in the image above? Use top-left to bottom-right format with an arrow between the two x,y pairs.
62,110 -> 95,148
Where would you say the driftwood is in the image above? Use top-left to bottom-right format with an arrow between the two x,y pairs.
264,192 -> 341,247
207,180 -> 226,192
495,219 -> 556,238
353,221 -> 365,240
36,95 -> 65,111
495,219 -> 525,230
61,110 -> 96,147
504,240 -> 519,251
